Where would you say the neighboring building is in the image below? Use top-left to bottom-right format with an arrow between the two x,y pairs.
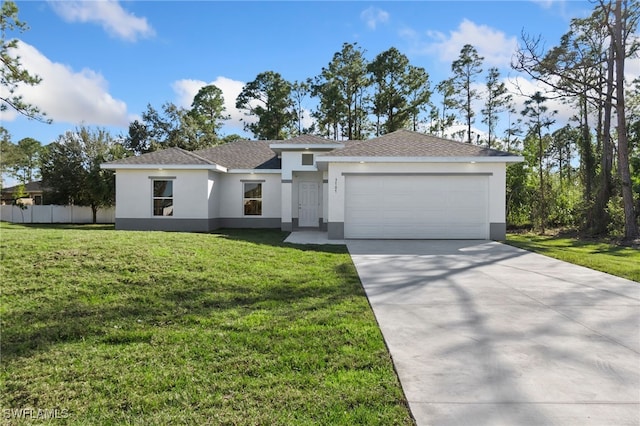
1,181 -> 47,206
101,129 -> 523,240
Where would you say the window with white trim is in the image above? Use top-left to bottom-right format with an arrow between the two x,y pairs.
153,180 -> 173,216
243,182 -> 262,216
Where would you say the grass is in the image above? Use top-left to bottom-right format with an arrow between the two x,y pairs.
0,223 -> 414,425
506,232 -> 640,282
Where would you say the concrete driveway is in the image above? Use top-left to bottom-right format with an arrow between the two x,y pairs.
347,240 -> 640,426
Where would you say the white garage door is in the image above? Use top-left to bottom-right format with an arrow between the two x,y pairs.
345,174 -> 489,239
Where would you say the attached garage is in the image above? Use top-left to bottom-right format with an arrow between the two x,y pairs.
344,174 -> 489,239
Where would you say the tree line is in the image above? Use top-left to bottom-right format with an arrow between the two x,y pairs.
1,1 -> 638,240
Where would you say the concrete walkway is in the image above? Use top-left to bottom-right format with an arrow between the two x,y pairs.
283,231 -> 345,245
347,240 -> 640,426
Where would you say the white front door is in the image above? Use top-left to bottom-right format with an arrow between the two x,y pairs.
298,181 -> 319,227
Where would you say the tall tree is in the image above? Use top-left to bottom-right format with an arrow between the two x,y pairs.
513,0 -> 639,238
124,119 -> 151,156
609,0 -> 639,240
188,84 -> 228,145
430,78 -> 456,137
481,67 -> 511,148
451,44 -> 484,143
291,80 -> 311,135
0,128 -> 16,188
550,125 -> 577,187
521,92 -> 557,233
311,43 -> 370,140
236,71 -> 295,140
0,1 -> 49,122
135,102 -> 212,151
7,137 -> 42,183
406,65 -> 431,132
368,47 -> 411,135
40,126 -> 122,223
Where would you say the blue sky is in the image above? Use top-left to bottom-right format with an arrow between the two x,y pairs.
2,0 -> 622,151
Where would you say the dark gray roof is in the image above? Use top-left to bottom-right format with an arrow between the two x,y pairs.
196,140 -> 280,169
106,147 -> 216,166
1,180 -> 47,194
273,134 -> 343,145
103,141 -> 280,170
103,130 -> 518,170
321,129 -> 517,157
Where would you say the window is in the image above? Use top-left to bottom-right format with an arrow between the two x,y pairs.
153,180 -> 173,216
243,182 -> 262,215
302,153 -> 314,166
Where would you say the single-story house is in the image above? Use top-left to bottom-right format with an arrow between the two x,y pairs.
101,129 -> 523,240
1,181 -> 47,205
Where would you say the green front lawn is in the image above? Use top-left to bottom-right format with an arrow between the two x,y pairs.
0,223 -> 413,425
506,233 -> 640,282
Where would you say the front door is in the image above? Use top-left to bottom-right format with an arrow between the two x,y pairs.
298,181 -> 319,227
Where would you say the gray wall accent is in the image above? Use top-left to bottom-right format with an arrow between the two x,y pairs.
281,222 -> 292,232
208,218 -> 221,230
490,222 -> 506,241
116,217 -> 281,232
328,222 -> 344,239
217,217 -> 281,229
116,218 -> 211,232
281,179 -> 293,183
341,172 -> 493,177
292,217 -> 325,230
240,179 -> 265,183
148,176 -> 177,180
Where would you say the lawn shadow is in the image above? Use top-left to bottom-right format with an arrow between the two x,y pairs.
1,231 -> 361,362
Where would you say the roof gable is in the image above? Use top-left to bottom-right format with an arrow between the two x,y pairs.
195,140 -> 280,169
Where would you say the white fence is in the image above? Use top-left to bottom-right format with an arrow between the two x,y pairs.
0,205 -> 115,224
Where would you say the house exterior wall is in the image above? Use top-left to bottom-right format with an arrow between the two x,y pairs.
208,170 -> 220,219
115,169 -> 212,231
279,150 -> 330,231
216,173 -> 281,228
114,169 -> 282,231
325,161 -> 507,240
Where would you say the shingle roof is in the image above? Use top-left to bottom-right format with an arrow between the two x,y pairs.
196,140 -> 280,169
321,129 -> 516,157
275,134 -> 344,145
106,147 -> 217,166
1,180 -> 47,194
103,130 -> 518,170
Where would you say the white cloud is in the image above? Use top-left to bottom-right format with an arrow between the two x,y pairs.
504,76 -> 575,124
49,0 -> 155,42
531,0 -> 557,9
360,7 -> 389,30
171,76 -> 254,133
418,19 -> 519,68
0,40 -> 130,127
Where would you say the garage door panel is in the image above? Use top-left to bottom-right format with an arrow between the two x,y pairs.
345,175 -> 489,239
